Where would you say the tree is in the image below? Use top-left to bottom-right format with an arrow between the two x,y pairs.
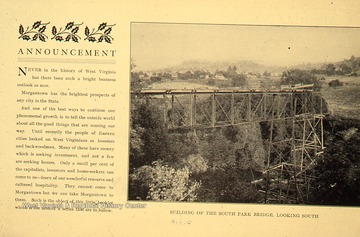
325,64 -> 336,76
280,69 -> 321,91
339,63 -> 352,75
311,118 -> 360,206
129,122 -> 144,166
165,132 -> 200,166
232,123 -> 266,171
162,72 -> 172,79
313,136 -> 360,205
130,99 -> 170,169
195,164 -> 262,203
231,73 -> 247,87
263,71 -> 271,78
200,130 -> 234,169
130,59 -> 142,91
181,154 -> 208,175
130,58 -> 136,70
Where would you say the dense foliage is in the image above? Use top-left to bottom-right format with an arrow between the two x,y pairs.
129,161 -> 200,201
195,164 -> 262,203
312,118 -> 360,205
281,69 -> 321,91
128,96 -> 266,202
129,92 -> 360,205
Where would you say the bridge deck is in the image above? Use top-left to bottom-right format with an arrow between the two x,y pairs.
131,88 -> 314,95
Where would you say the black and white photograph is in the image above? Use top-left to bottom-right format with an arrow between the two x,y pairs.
129,22 -> 360,205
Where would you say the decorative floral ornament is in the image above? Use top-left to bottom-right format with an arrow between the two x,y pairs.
84,22 -> 116,43
18,21 -> 115,44
51,22 -> 83,42
18,21 -> 50,42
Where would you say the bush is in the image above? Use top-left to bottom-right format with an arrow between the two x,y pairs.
129,161 -> 201,202
181,154 -> 208,174
328,79 -> 344,87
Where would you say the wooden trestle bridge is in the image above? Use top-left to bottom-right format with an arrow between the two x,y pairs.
131,84 -> 325,204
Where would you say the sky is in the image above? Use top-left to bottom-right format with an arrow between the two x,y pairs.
131,23 -> 360,71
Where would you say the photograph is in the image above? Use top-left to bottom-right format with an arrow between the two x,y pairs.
128,22 -> 360,205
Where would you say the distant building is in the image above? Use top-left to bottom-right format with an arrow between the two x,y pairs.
171,73 -> 178,79
139,74 -> 150,80
214,72 -> 226,80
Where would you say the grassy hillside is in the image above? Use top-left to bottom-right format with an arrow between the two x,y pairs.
321,76 -> 360,119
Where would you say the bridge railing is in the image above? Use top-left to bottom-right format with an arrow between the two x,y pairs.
131,89 -> 324,130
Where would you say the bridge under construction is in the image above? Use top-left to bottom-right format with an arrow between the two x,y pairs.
132,85 -> 325,204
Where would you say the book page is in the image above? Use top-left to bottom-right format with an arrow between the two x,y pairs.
1,1 -> 360,236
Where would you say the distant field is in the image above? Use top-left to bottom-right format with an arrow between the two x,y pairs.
321,76 -> 360,119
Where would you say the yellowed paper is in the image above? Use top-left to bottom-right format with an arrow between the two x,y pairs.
1,1 -> 360,236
